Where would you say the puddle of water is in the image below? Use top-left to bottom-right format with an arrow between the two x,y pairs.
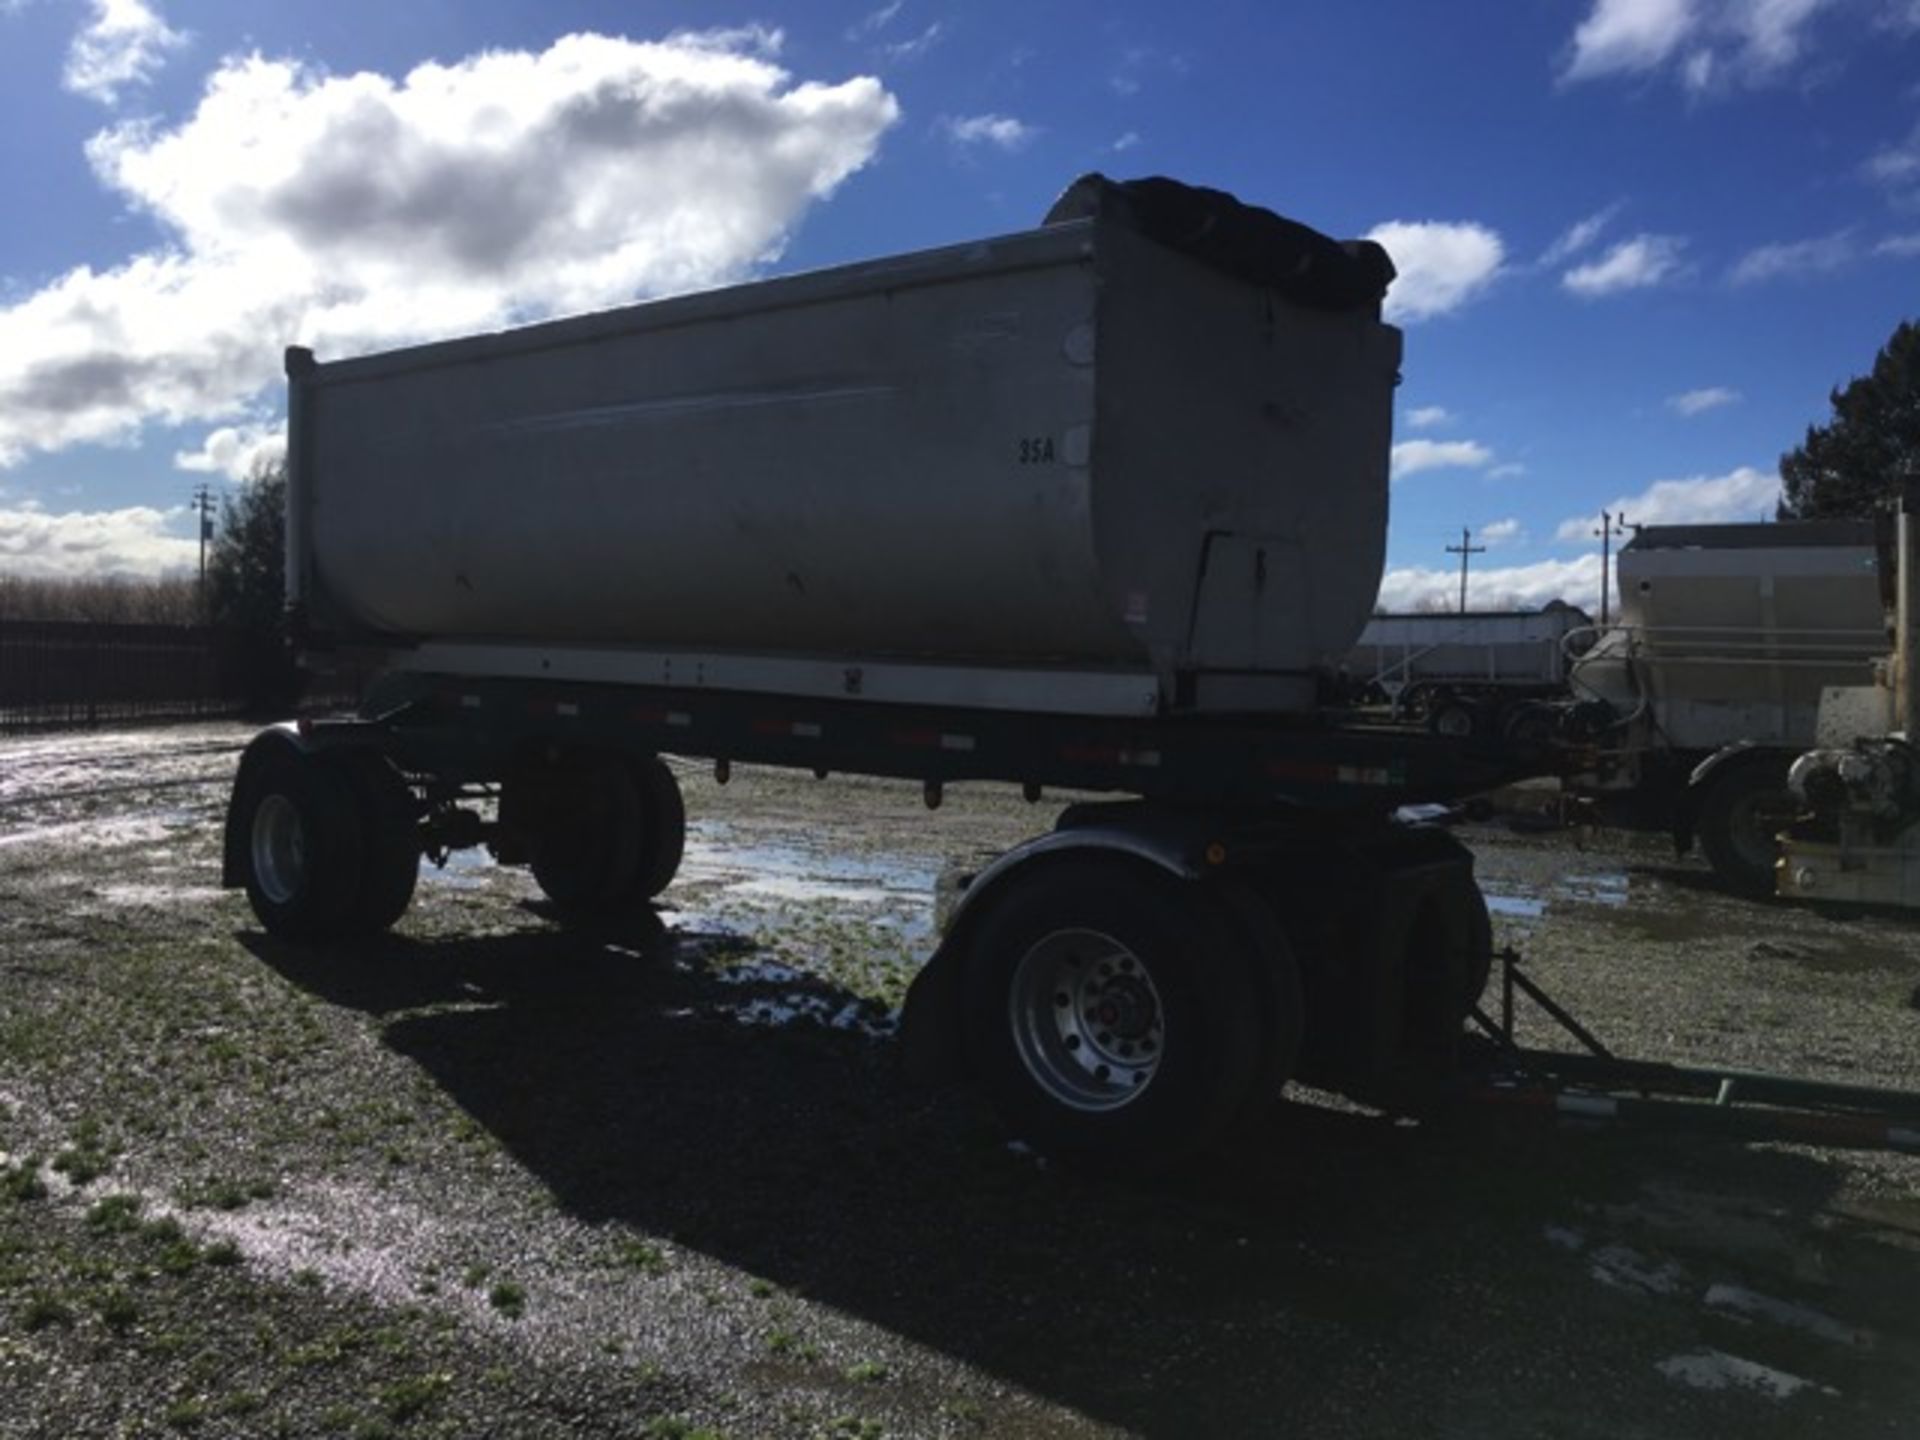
676,825 -> 938,940
1485,869 -> 1631,920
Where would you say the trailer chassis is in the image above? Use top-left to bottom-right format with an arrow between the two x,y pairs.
222,667 -> 1548,1171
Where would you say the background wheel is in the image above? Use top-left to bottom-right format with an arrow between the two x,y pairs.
529,761 -> 643,913
237,746 -> 364,943
960,860 -> 1265,1172
629,756 -> 686,901
1427,695 -> 1478,738
336,751 -> 419,936
1697,763 -> 1794,898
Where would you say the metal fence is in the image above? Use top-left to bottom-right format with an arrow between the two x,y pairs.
0,621 -> 373,733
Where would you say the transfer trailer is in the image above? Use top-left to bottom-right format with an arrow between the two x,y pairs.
223,175 -> 1535,1169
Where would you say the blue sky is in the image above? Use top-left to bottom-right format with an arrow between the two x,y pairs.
0,0 -> 1916,610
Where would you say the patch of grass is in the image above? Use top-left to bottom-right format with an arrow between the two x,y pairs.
376,1372 -> 452,1423
293,1267 -> 322,1289
202,1239 -> 242,1268
766,1329 -> 796,1354
214,1391 -> 264,1420
184,1177 -> 276,1211
86,1193 -> 143,1232
52,1123 -> 113,1186
748,1279 -> 775,1299
844,1361 -> 888,1384
487,1282 -> 526,1319
459,1263 -> 489,1289
20,1293 -> 74,1332
615,1239 -> 668,1273
643,1419 -> 724,1440
163,1398 -> 207,1431
818,1417 -> 882,1440
1,1160 -> 46,1204
93,1288 -> 139,1332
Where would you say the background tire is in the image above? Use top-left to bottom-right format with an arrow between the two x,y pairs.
1697,763 -> 1794,898
630,756 -> 686,900
337,751 -> 419,936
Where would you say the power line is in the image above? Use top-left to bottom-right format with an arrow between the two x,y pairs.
191,484 -> 216,617
1444,527 -> 1485,614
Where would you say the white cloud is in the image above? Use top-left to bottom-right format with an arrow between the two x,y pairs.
0,32 -> 900,468
1561,0 -> 1698,82
1865,120 -> 1920,191
846,1 -> 904,40
1560,0 -> 1841,92
941,113 -> 1037,150
1667,385 -> 1742,415
1562,234 -> 1686,296
1366,221 -> 1505,324
1481,517 -> 1526,547
1553,465 -> 1780,541
1539,204 -> 1621,266
1390,438 -> 1494,481
879,22 -> 945,63
0,503 -> 196,579
1378,553 -> 1605,614
1489,462 -> 1529,479
1111,131 -> 1141,153
173,420 -> 284,482
1727,230 -> 1855,284
1877,232 -> 1920,257
63,0 -> 185,105
1405,405 -> 1453,430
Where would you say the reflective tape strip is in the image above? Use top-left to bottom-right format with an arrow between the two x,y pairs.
940,734 -> 976,752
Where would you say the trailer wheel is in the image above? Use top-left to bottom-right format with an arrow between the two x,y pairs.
1427,698 -> 1477,738
960,859 -> 1264,1172
529,761 -> 643,914
1697,763 -> 1795,898
338,752 -> 419,935
629,756 -> 686,900
237,747 -> 364,943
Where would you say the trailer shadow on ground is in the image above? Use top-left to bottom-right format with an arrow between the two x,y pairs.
245,920 -> 1920,1440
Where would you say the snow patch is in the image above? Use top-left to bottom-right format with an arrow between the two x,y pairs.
1656,1349 -> 1834,1399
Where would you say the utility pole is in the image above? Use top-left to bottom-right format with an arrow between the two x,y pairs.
1444,527 -> 1485,614
1593,510 -> 1632,627
191,483 -> 216,618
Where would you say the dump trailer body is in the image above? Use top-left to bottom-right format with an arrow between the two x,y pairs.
1351,604 -> 1590,695
289,206 -> 1400,717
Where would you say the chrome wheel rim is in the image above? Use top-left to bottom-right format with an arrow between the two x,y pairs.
1009,927 -> 1163,1112
251,793 -> 306,905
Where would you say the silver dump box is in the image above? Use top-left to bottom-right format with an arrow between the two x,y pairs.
288,175 -> 1401,717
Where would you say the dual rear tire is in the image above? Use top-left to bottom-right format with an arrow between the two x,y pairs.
236,745 -> 419,942
526,754 -> 685,916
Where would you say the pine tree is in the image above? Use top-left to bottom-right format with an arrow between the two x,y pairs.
1778,320 -> 1920,519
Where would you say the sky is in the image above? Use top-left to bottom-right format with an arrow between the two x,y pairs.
0,0 -> 1917,612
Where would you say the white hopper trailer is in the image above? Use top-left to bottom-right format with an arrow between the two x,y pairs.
223,176 -> 1536,1170
1562,520 -> 1885,894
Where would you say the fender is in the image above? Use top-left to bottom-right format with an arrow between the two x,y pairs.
898,804 -> 1216,1087
1673,741 -> 1783,852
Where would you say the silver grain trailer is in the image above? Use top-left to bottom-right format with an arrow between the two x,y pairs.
225,175 -> 1532,1169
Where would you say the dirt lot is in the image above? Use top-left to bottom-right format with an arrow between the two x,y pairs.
1,722 -> 1917,1439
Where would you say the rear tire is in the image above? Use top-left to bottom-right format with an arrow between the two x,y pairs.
630,757 -> 686,900
960,860 -> 1266,1172
1697,763 -> 1794,898
338,752 -> 419,935
236,747 -> 364,943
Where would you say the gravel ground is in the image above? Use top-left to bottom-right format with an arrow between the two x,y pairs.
0,722 -> 1917,1439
